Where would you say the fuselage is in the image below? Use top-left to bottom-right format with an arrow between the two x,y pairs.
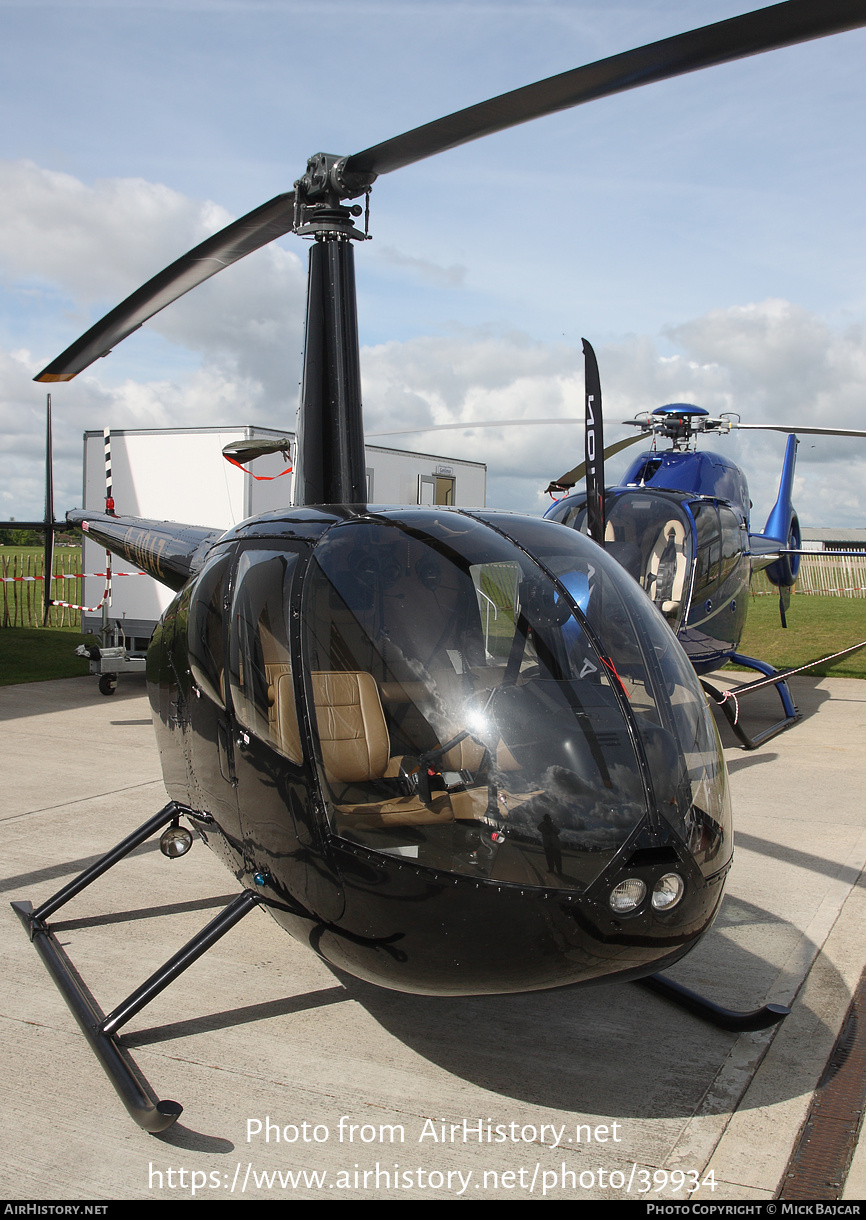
141,504 -> 732,995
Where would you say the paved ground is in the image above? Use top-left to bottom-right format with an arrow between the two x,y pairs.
1,671 -> 865,1201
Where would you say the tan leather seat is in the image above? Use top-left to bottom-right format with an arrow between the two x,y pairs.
260,620 -> 302,763
270,669 -> 302,762
644,519 -> 688,615
312,671 -> 393,784
312,671 -> 457,828
312,670 -> 524,829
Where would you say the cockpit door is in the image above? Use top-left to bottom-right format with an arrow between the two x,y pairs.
226,544 -> 344,920
185,549 -> 247,857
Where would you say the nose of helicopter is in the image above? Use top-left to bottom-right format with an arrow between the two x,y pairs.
294,817 -> 729,996
278,508 -> 731,994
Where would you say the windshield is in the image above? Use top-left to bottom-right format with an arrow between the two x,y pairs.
301,512 -> 672,891
547,490 -> 694,629
484,512 -> 730,877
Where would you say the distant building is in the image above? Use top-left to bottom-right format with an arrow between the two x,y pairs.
800,528 -> 866,553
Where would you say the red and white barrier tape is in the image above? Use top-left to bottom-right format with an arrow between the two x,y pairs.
50,550 -> 115,612
1,570 -> 145,582
709,638 -> 866,725
51,595 -> 110,612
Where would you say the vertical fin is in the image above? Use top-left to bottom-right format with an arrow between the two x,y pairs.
763,434 -> 798,545
762,434 -> 800,625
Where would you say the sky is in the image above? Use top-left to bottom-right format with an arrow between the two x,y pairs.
1,0 -> 866,531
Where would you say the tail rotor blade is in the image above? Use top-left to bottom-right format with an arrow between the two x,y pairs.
582,340 -> 606,546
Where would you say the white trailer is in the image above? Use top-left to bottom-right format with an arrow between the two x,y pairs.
79,426 -> 485,689
80,426 -> 294,644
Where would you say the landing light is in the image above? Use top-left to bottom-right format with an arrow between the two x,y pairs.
609,878 -> 646,913
159,825 -> 193,858
651,873 -> 685,911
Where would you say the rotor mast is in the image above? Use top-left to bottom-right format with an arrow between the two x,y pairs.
291,154 -> 376,507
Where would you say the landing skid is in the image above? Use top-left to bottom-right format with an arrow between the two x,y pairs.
14,802 -> 792,1131
701,651 -> 800,750
11,802 -> 261,1133
637,973 -> 790,1033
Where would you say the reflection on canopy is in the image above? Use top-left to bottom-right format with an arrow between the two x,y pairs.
299,511 -> 730,891
547,491 -> 694,627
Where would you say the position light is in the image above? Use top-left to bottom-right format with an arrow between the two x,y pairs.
159,824 -> 194,858
651,872 -> 685,911
609,878 -> 646,913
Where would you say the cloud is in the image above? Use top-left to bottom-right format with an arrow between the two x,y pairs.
359,302 -> 866,527
1,159 -> 864,531
0,345 -> 282,519
666,299 -> 866,428
0,159 -> 307,404
376,246 -> 467,289
0,160 -> 224,301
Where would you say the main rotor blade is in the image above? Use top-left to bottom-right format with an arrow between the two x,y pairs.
346,0 -> 866,177
35,192 -> 295,382
545,433 -> 646,496
367,418 -> 585,436
34,0 -> 866,385
732,424 -> 866,436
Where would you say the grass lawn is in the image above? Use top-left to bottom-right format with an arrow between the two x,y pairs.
0,593 -> 863,685
1,544 -> 83,631
0,544 -> 82,565
0,627 -> 95,685
735,594 -> 866,679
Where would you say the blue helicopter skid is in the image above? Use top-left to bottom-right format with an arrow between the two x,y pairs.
701,652 -> 800,750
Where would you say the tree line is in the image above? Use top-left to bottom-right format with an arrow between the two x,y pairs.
0,528 -> 78,546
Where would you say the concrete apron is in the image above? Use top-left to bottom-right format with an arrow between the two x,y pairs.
1,672 -> 864,1201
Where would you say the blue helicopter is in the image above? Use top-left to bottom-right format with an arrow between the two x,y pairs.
543,344 -> 866,747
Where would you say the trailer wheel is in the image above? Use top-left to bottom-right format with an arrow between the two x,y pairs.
98,674 -> 118,696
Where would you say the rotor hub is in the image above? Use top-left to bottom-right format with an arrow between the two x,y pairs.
293,153 -> 376,238
624,403 -> 732,451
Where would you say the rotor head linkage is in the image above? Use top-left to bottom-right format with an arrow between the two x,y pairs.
293,153 -> 376,239
624,405 -> 734,450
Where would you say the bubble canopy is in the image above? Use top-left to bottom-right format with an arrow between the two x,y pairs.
301,510 -> 730,892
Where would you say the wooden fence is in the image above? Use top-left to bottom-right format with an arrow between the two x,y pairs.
1,549 -> 82,627
4,546 -> 864,627
751,552 -> 866,598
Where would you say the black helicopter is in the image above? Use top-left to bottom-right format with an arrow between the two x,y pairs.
541,341 -> 866,747
12,0 -> 864,1132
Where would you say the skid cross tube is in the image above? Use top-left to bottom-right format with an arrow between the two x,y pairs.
11,804 -> 262,1132
32,801 -> 181,922
101,890 -> 261,1036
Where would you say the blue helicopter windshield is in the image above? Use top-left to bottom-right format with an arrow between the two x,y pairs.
300,511 -> 727,892
546,490 -> 694,629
